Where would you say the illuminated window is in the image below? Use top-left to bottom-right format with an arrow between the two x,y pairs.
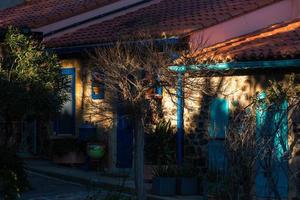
91,71 -> 105,100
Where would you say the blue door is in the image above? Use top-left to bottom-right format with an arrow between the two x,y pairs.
54,68 -> 76,135
256,98 -> 288,199
116,106 -> 133,168
208,98 -> 229,171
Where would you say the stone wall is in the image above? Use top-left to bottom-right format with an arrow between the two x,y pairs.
162,72 -> 300,195
162,75 -> 252,170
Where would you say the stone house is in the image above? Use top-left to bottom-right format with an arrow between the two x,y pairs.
1,0 -> 300,198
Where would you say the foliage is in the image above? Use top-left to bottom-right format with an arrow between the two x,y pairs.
208,74 -> 300,200
152,165 -> 177,177
0,170 -> 20,200
145,120 -> 176,165
0,147 -> 30,200
0,27 -> 66,146
206,169 -> 230,199
177,164 -> 199,177
222,106 -> 257,200
51,139 -> 85,156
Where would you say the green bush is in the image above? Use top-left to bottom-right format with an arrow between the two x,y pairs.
152,165 -> 177,177
0,147 -> 30,200
145,120 -> 176,165
0,170 -> 21,200
177,164 -> 199,178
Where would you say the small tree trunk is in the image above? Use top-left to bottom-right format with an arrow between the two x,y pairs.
134,116 -> 146,200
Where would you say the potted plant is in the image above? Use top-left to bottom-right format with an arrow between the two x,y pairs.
87,143 -> 105,159
145,120 -> 176,180
86,130 -> 106,160
177,166 -> 199,195
152,165 -> 177,196
51,138 -> 85,165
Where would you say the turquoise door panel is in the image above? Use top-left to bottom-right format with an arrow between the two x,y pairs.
208,98 -> 229,171
256,99 -> 288,199
208,140 -> 226,171
209,98 -> 229,139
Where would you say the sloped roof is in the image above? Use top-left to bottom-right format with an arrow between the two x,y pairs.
46,0 -> 281,48
195,18 -> 300,63
0,0 -> 120,29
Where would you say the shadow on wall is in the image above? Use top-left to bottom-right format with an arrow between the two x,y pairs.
185,76 -> 225,174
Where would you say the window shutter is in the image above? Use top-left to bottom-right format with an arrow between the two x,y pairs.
209,98 -> 229,139
155,84 -> 163,96
208,98 -> 229,171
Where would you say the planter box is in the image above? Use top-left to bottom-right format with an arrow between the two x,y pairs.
152,177 -> 176,196
178,177 -> 198,195
53,151 -> 85,165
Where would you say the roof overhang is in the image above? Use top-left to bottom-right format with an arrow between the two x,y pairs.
49,37 -> 183,56
169,59 -> 300,72
0,27 -> 43,42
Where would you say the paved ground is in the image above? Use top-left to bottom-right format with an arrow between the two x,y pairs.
21,160 -> 202,200
24,160 -> 137,192
21,171 -> 106,200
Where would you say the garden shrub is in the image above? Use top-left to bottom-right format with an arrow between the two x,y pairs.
0,147 -> 30,200
145,120 -> 176,165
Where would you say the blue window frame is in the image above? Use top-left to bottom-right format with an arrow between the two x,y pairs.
155,84 -> 163,96
54,68 -> 76,135
208,98 -> 229,171
91,71 -> 105,100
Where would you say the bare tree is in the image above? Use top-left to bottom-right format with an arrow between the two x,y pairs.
88,36 -> 230,199
89,40 -> 173,200
223,75 -> 300,200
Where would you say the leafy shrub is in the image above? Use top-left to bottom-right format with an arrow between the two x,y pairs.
145,120 -> 176,165
152,165 -> 177,177
0,147 -> 30,200
177,165 -> 199,178
0,170 -> 21,200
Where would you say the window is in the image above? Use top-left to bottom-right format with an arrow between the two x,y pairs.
91,71 -> 105,100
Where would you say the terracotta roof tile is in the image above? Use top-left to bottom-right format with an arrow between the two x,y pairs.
0,0 -> 120,28
194,18 -> 300,62
46,0 -> 281,48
